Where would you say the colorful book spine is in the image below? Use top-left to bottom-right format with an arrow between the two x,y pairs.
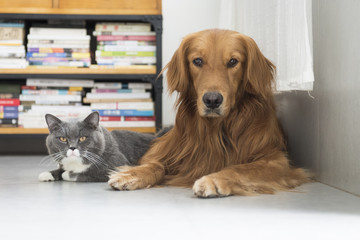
91,89 -> 145,93
97,35 -> 156,41
0,99 -> 20,106
26,52 -> 90,58
95,50 -> 155,57
94,109 -> 154,117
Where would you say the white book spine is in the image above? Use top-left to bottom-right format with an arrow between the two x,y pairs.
20,94 -> 82,102
90,102 -> 154,110
99,121 -> 155,127
26,78 -> 94,87
29,28 -> 87,35
27,35 -> 90,41
86,92 -> 150,99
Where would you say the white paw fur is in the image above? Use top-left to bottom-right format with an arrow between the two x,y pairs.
38,171 -> 55,182
62,171 -> 77,181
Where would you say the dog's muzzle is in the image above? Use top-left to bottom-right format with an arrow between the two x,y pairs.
202,92 -> 223,116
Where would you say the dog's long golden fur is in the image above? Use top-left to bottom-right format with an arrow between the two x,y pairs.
109,29 -> 310,197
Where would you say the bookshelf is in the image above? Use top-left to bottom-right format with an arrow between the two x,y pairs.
0,1 -> 162,153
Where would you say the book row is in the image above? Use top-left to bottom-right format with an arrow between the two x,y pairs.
0,79 -> 155,128
0,21 -> 157,68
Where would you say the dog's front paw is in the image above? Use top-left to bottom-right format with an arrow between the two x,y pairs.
108,166 -> 145,191
193,176 -> 231,198
38,171 -> 55,182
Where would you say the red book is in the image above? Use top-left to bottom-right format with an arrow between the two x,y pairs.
97,35 -> 156,41
21,86 -> 37,90
0,99 -> 20,106
125,116 -> 155,121
100,116 -> 122,121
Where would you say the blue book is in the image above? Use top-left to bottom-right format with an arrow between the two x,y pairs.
94,109 -> 154,117
0,106 -> 18,112
0,23 -> 24,28
0,111 -> 18,119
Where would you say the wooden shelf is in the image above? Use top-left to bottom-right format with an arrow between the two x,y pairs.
0,127 -> 156,134
0,65 -> 156,75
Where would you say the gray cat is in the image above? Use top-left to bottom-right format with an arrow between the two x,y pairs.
38,112 -> 160,182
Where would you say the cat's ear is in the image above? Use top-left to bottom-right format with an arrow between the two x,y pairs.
45,114 -> 62,133
83,112 -> 99,130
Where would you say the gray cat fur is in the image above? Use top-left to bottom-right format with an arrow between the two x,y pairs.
42,112 -> 163,182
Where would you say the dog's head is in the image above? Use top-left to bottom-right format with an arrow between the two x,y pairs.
165,29 -> 275,118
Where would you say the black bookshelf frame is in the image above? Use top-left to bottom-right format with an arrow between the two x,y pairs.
0,13 -> 163,132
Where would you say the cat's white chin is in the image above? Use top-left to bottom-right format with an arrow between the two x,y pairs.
62,156 -> 90,173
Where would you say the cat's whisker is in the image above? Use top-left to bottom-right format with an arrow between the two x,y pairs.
39,152 -> 64,167
81,151 -> 109,169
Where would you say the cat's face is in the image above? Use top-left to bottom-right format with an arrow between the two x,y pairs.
45,112 -> 106,167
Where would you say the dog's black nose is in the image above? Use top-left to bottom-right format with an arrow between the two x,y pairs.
203,92 -> 223,109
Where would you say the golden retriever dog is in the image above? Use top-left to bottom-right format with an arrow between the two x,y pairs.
108,29 -> 310,197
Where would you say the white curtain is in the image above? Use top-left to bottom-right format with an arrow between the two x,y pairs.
219,0 -> 314,91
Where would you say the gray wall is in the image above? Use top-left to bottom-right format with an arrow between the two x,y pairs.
277,0 -> 360,196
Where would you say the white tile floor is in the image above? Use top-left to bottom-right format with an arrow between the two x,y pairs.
1,156 -> 360,240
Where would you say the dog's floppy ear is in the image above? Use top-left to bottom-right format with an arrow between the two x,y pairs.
163,35 -> 193,94
242,35 -> 275,99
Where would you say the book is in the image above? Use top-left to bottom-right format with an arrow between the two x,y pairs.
27,35 -> 91,41
94,109 -> 154,117
0,118 -> 18,125
28,61 -> 90,67
95,50 -> 155,57
97,40 -> 156,46
0,111 -> 18,119
0,40 -> 23,45
29,27 -> 87,36
93,82 -> 152,89
28,48 -> 90,53
0,27 -> 24,40
28,39 -> 90,45
93,31 -> 155,36
96,45 -> 156,52
99,121 -> 155,128
83,98 -> 152,103
95,22 -> 151,32
26,78 -> 94,87
97,35 -> 156,41
0,93 -> 20,99
86,92 -> 151,99
91,101 -> 154,110
0,58 -> 28,68
22,89 -> 81,95
0,106 -> 18,112
26,52 -> 90,58
125,116 -> 156,121
20,94 -> 82,102
27,44 -> 90,49
0,99 -> 20,106
91,89 -> 145,93
96,56 -> 156,65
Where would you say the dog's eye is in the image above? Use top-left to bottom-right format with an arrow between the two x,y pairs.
59,137 -> 67,142
192,58 -> 203,67
227,58 -> 239,68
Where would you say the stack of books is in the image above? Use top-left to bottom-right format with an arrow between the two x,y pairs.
0,83 -> 21,127
84,82 -> 155,128
18,78 -> 93,128
0,21 -> 28,68
94,22 -> 156,66
26,27 -> 91,67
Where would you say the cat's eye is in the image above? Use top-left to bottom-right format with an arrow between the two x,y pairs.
59,137 -> 67,142
79,136 -> 87,142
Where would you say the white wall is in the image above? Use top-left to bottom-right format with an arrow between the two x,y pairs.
161,0 -> 220,126
277,0 -> 360,196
